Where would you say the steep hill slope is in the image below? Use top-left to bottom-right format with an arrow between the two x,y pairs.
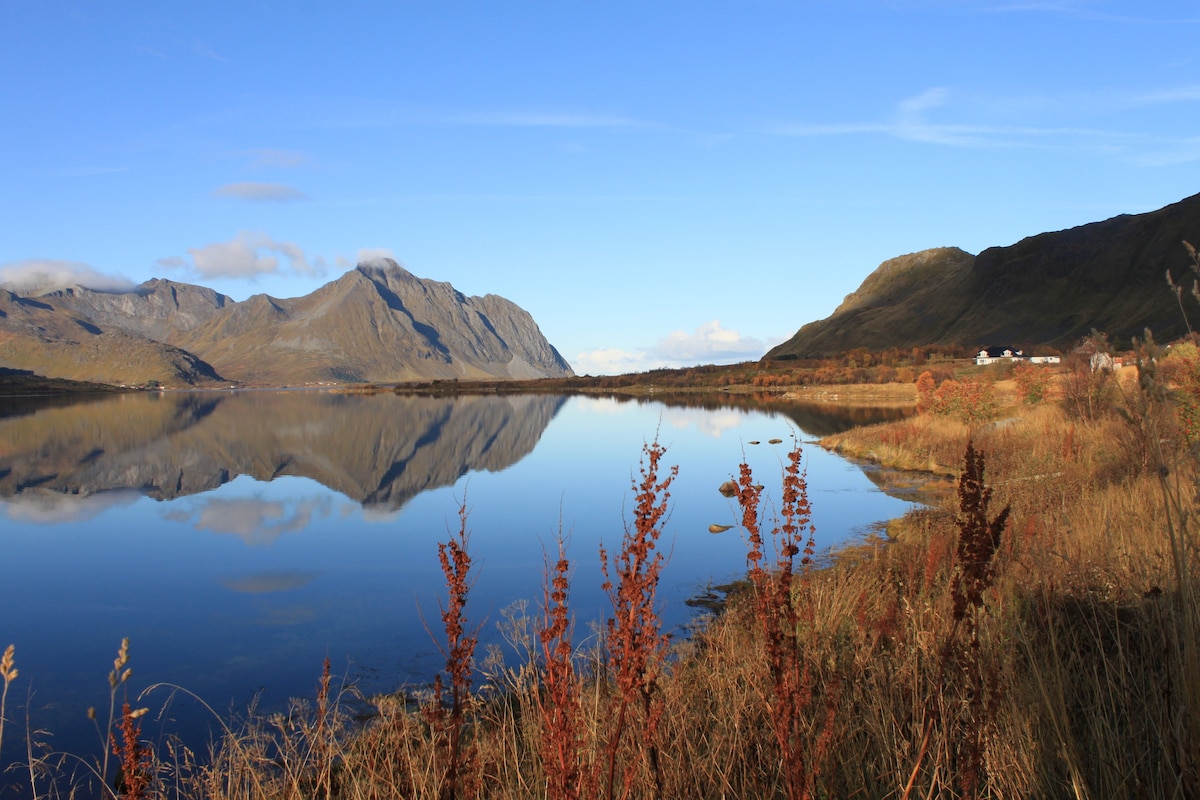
767,191 -> 1200,358
0,290 -> 224,385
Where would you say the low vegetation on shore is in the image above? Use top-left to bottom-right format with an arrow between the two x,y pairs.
4,334 -> 1200,798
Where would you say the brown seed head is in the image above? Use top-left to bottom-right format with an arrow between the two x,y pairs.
0,644 -> 15,683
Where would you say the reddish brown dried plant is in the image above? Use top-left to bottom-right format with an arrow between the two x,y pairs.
424,502 -> 480,800
110,702 -> 152,800
537,532 -> 588,800
952,440 -> 1010,643
732,440 -> 828,800
599,438 -> 676,800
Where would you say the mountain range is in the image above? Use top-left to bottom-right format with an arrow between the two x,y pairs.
0,260 -> 573,387
766,191 -> 1200,359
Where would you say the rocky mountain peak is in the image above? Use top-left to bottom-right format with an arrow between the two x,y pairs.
0,261 -> 573,387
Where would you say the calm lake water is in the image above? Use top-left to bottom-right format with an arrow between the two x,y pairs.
0,390 -> 914,775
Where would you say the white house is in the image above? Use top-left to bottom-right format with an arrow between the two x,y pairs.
974,346 -> 1060,366
974,346 -> 1024,365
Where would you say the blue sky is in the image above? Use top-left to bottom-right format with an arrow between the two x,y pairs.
2,1 -> 1199,375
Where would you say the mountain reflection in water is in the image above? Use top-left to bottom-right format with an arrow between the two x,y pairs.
0,390 -> 915,780
0,391 -> 567,511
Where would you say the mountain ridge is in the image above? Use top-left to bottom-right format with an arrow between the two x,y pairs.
0,260 -> 573,386
767,191 -> 1200,359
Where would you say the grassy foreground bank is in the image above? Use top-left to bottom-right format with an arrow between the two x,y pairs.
3,362 -> 1199,799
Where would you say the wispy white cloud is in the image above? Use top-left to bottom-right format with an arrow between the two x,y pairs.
356,247 -> 395,266
648,320 -> 766,363
0,259 -> 136,294
1129,137 -> 1200,167
192,41 -> 228,63
213,182 -> 308,202
774,84 -> 1200,161
573,347 -> 652,376
159,231 -> 327,280
443,108 -> 726,144
304,98 -> 718,140
574,321 -> 766,375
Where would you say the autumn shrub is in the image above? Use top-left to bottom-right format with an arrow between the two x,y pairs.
1061,333 -> 1119,422
1012,362 -> 1051,405
915,371 -> 936,412
926,378 -> 998,423
1165,352 -> 1200,443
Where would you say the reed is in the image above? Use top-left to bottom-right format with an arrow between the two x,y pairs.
0,645 -> 15,772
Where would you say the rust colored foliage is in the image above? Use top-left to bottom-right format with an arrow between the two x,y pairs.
951,440 -> 1011,638
916,370 -> 937,413
538,534 -> 587,800
732,440 -> 829,800
904,441 -> 1010,800
111,702 -> 152,800
599,438 -> 676,800
425,503 -> 480,800
1012,362 -> 1051,404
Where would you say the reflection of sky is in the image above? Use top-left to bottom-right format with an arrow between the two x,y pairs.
1,396 -> 918,773
163,489 -> 334,546
221,570 -> 320,594
1,490 -> 140,523
660,406 -> 747,439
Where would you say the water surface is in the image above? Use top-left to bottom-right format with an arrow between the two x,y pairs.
0,390 -> 914,771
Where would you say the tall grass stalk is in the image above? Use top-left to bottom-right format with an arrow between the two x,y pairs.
99,637 -> 134,789
1123,330 -> 1200,793
0,645 -> 15,769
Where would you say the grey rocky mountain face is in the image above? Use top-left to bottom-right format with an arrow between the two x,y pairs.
0,260 -> 573,386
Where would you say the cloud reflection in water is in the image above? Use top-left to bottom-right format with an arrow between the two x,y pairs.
1,490 -> 140,523
221,570 -> 320,594
165,495 -> 333,545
